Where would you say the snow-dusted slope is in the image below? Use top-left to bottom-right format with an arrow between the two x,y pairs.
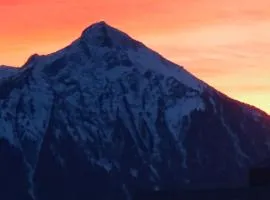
1,21 -> 270,200
0,65 -> 19,79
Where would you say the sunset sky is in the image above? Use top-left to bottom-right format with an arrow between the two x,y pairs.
0,0 -> 270,113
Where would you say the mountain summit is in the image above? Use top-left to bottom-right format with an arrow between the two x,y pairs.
1,21 -> 270,200
80,21 -> 142,49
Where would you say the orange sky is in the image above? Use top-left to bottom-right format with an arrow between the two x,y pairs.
0,0 -> 270,113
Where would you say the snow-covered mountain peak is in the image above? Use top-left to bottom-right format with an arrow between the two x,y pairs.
80,21 -> 142,50
2,21 -> 270,200
8,22 -> 205,97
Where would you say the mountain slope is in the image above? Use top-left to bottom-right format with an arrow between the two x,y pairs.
0,65 -> 19,79
0,21 -> 270,200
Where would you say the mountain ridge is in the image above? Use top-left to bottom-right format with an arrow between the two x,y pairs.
2,21 -> 268,116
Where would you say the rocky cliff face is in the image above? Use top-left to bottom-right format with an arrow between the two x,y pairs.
1,21 -> 270,200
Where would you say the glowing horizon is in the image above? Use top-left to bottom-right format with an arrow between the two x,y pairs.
1,0 -> 270,113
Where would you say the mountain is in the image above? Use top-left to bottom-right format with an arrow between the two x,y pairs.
0,65 -> 19,79
1,21 -> 270,200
